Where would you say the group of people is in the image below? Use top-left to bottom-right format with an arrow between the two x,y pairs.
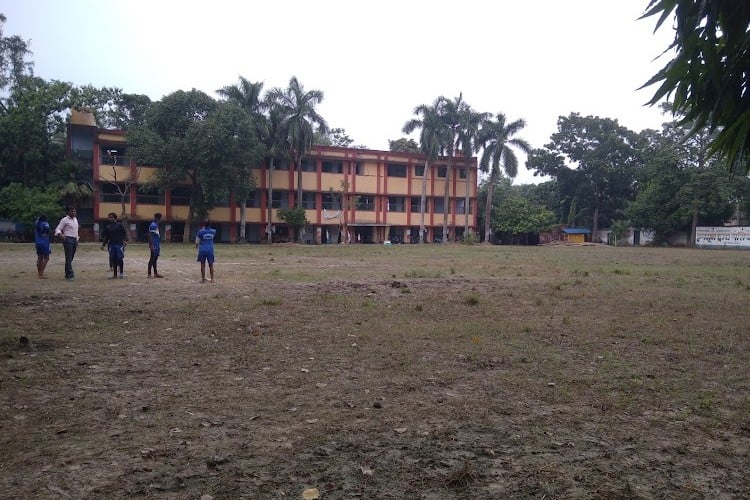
34,208 -> 216,282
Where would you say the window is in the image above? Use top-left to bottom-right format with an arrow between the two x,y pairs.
136,186 -> 163,205
433,197 -> 445,214
387,163 -> 407,177
387,196 -> 406,212
171,187 -> 191,206
459,168 -> 467,179
246,189 -> 261,208
357,195 -> 375,211
437,166 -> 447,178
455,198 -> 466,214
100,145 -> 128,166
322,160 -> 343,173
415,165 -> 425,177
301,191 -> 316,209
274,158 -> 290,171
301,159 -> 316,172
322,192 -> 338,210
100,183 -> 128,203
271,191 -> 290,209
354,162 -> 364,175
410,196 -> 421,213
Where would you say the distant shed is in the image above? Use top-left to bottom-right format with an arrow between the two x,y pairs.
563,227 -> 591,244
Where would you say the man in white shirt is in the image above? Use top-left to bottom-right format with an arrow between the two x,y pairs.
54,207 -> 79,280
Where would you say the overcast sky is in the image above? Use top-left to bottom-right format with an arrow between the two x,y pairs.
2,0 -> 675,184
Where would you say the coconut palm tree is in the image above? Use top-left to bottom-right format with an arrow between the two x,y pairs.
216,77 -> 265,242
259,104 -> 289,243
403,99 -> 450,243
478,113 -> 531,243
266,77 -> 328,209
457,108 -> 490,238
438,94 -> 466,243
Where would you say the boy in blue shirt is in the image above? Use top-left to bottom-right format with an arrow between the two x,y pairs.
195,219 -> 216,283
34,214 -> 51,278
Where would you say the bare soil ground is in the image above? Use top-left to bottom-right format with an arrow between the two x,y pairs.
1,242 -> 749,499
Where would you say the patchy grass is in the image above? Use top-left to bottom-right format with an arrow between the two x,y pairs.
1,242 -> 749,498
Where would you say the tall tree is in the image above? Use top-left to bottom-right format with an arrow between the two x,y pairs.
128,89 -> 218,241
438,94 -> 466,243
217,76 -> 266,242
477,113 -> 531,243
267,76 -> 328,216
403,99 -> 450,243
0,13 -> 33,109
259,104 -> 289,243
641,1 -> 750,175
528,114 -> 640,239
628,120 -> 739,244
457,107 -> 489,239
0,76 -> 71,187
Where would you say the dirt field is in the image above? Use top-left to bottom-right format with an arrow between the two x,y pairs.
1,242 -> 749,499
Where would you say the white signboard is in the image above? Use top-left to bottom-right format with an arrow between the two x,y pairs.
695,226 -> 750,249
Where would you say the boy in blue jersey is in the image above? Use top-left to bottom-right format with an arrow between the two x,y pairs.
34,214 -> 51,278
195,219 -> 216,283
147,213 -> 164,278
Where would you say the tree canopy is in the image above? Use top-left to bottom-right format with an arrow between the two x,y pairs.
642,0 -> 750,175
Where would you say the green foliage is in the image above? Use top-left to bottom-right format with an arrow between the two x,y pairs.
315,127 -> 355,148
642,1 -> 750,175
0,14 -> 33,92
491,194 -> 556,234
388,137 -> 420,153
461,231 -> 480,244
0,76 -> 72,187
609,220 -> 629,244
0,183 -> 63,226
277,207 -> 308,242
478,114 -> 531,242
527,113 -> 641,235
127,89 -> 266,239
266,76 -> 328,204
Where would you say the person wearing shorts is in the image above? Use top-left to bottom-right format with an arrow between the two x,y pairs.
195,219 -> 216,283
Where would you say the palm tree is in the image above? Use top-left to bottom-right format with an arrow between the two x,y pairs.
267,77 -> 328,212
403,99 -> 450,243
478,113 -> 531,243
457,108 -> 490,238
259,104 -> 289,243
216,77 -> 265,242
438,94 -> 466,243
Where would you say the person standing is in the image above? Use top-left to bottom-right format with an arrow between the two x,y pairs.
100,212 -> 128,279
34,214 -> 51,278
195,219 -> 216,283
54,207 -> 79,280
147,212 -> 164,278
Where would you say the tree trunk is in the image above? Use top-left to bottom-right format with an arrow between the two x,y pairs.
483,170 -> 497,243
443,160 -> 451,243
267,158 -> 274,244
239,198 -> 247,243
420,161 -> 429,243
592,204 -> 600,243
464,162 -> 470,238
690,208 -> 698,247
295,156 -> 303,209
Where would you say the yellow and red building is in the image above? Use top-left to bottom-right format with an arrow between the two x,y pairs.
67,110 -> 478,243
